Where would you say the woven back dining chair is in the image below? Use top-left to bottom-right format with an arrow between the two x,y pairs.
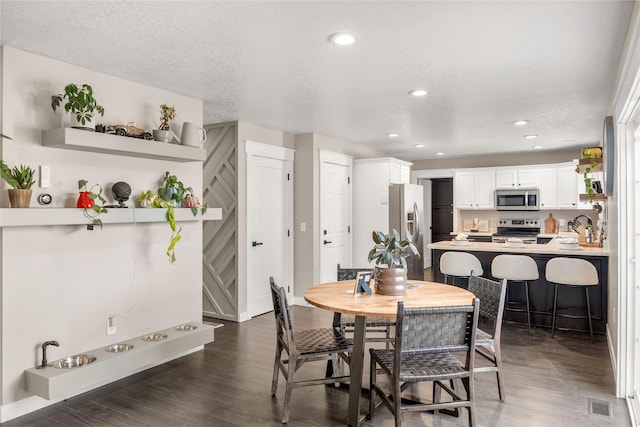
468,275 -> 508,401
334,264 -> 395,346
368,299 -> 479,427
269,277 -> 353,424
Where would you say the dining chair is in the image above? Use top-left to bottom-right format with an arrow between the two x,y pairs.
545,258 -> 599,342
440,251 -> 483,289
468,275 -> 508,401
335,264 -> 395,346
269,277 -> 353,423
368,299 -> 480,427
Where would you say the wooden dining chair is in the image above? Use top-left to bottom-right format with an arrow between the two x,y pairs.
468,275 -> 508,401
269,277 -> 353,423
334,264 -> 395,346
368,299 -> 480,427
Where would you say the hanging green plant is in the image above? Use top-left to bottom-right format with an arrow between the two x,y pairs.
77,179 -> 108,229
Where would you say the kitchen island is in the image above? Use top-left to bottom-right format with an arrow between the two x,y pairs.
428,239 -> 609,334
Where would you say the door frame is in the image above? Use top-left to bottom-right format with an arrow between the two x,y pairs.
245,140 -> 294,308
318,150 -> 353,283
414,169 -> 455,269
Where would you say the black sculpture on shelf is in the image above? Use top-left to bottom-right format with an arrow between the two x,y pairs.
104,181 -> 131,208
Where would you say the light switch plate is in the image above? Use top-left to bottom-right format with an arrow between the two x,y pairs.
39,165 -> 51,188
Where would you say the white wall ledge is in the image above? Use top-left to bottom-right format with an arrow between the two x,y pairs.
0,207 -> 222,227
42,128 -> 206,162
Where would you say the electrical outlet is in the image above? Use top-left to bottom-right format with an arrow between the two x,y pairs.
300,222 -> 306,232
107,316 -> 116,335
559,219 -> 565,227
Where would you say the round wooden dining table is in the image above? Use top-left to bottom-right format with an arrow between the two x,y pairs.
304,280 -> 475,426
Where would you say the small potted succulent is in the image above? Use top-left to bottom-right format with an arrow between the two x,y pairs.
0,132 -> 36,208
367,229 -> 419,296
153,104 -> 176,143
51,83 -> 105,130
77,179 -> 108,228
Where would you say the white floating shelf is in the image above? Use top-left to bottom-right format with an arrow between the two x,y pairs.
26,322 -> 220,400
0,207 -> 222,228
42,128 -> 206,162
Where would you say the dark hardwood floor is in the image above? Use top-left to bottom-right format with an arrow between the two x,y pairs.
5,289 -> 631,426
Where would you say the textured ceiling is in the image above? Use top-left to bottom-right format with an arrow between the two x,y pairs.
0,1 -> 634,160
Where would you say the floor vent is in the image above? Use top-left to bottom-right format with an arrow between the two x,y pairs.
588,398 -> 612,417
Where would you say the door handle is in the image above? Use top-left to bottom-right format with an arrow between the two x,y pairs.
323,240 -> 332,245
252,241 -> 263,247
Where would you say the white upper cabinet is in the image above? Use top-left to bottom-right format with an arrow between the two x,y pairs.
454,170 -> 495,209
495,168 -> 540,188
538,168 -> 558,209
557,165 -> 580,209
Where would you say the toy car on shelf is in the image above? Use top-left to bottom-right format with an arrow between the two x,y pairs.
107,122 -> 153,140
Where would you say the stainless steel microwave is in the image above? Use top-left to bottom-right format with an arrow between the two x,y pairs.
495,188 -> 540,211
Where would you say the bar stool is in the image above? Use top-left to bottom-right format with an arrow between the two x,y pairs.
546,258 -> 599,342
491,254 -> 538,335
440,251 -> 483,289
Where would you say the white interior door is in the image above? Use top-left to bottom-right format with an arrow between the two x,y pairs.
246,142 -> 293,318
320,151 -> 352,283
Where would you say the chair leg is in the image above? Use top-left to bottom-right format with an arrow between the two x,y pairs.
368,357 -> 376,420
524,281 -> 532,335
282,359 -> 296,423
585,287 -> 594,343
393,378 -> 402,427
494,346 -> 505,402
462,376 -> 476,427
271,347 -> 280,395
551,283 -> 559,338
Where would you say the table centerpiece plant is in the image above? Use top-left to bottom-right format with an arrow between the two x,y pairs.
367,229 -> 419,296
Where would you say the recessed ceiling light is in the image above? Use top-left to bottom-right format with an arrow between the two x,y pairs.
513,120 -> 529,126
329,32 -> 357,45
532,145 -> 543,149
523,134 -> 538,139
436,152 -> 444,156
415,144 -> 425,148
409,89 -> 428,97
387,133 -> 399,138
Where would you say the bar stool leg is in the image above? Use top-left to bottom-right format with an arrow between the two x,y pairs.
552,283 -> 559,338
524,281 -> 532,335
585,287 -> 593,343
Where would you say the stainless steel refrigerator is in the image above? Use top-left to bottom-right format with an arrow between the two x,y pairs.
389,183 -> 424,280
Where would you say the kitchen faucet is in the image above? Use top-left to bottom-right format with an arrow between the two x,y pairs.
38,340 -> 59,369
571,214 -> 593,230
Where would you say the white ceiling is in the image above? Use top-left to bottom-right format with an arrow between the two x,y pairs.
0,1 -> 634,161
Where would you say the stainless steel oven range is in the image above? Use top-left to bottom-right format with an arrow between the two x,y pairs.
491,218 -> 540,244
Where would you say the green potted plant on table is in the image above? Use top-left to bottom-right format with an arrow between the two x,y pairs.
77,179 -> 108,229
367,229 -> 419,296
51,83 -> 105,129
153,104 -> 176,143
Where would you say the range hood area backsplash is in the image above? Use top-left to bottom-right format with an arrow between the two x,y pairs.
456,210 -> 600,234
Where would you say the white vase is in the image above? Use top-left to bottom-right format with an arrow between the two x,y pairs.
153,129 -> 173,143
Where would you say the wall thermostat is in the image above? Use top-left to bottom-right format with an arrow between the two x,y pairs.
37,193 -> 52,205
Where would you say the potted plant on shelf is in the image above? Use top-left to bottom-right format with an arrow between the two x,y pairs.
77,179 -> 108,228
139,172 -> 207,263
367,229 -> 419,296
575,147 -> 603,212
0,161 -> 36,208
153,104 -> 176,143
51,83 -> 105,130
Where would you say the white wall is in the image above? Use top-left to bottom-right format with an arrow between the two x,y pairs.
0,47 -> 205,417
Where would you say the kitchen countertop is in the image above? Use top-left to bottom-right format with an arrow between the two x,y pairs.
450,231 -> 579,239
430,237 -> 608,257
